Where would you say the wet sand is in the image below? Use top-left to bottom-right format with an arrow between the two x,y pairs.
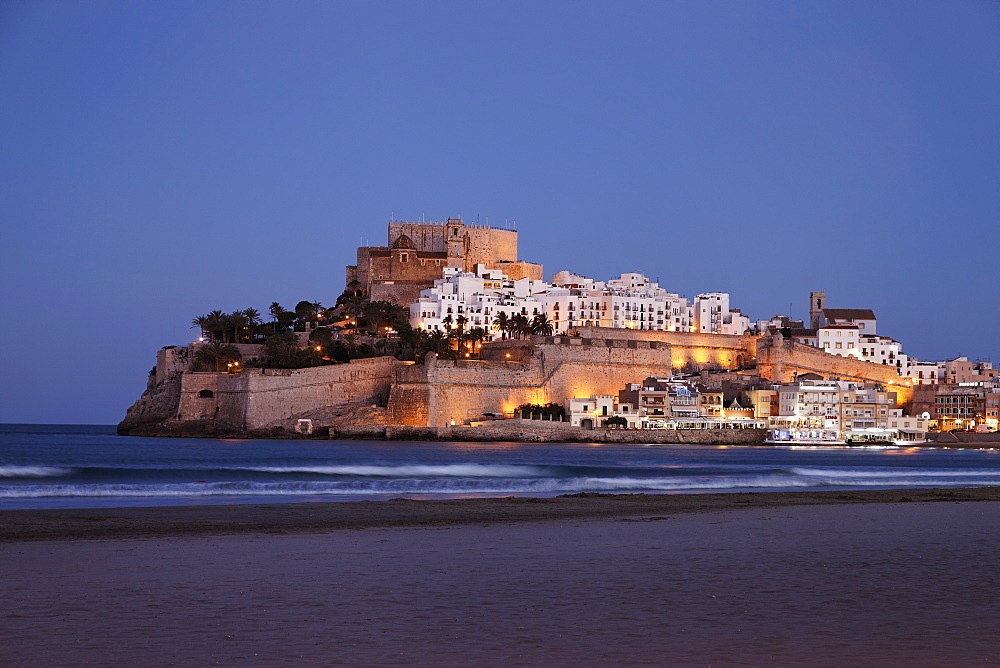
4,489 -> 1000,665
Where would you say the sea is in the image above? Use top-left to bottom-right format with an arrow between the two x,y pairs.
3,423 -> 1000,510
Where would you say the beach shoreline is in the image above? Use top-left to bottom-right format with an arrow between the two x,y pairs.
6,494 -> 1000,665
5,486 -> 1000,542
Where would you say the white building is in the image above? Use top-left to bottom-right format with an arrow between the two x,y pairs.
817,325 -> 862,358
767,378 -> 925,443
693,293 -> 751,335
410,267 -> 747,338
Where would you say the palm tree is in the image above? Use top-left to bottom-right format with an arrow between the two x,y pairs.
269,302 -> 283,323
531,313 -> 553,336
335,281 -> 367,325
243,308 -> 262,341
493,312 -> 510,341
262,332 -> 300,368
425,330 -> 452,357
466,326 -> 488,358
451,314 -> 468,354
510,314 -> 531,340
191,315 -> 211,340
205,310 -> 226,342
194,342 -> 241,372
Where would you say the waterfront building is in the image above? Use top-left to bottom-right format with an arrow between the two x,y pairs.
767,378 -> 918,443
934,385 -> 1000,432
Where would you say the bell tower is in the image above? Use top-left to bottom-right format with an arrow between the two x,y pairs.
809,291 -> 826,329
445,217 -> 465,267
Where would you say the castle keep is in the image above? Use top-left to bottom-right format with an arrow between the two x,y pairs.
346,218 -> 543,306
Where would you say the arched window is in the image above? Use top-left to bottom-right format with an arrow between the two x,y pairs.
199,389 -> 214,398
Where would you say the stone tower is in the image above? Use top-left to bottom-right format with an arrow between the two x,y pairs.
809,291 -> 826,329
445,218 -> 465,265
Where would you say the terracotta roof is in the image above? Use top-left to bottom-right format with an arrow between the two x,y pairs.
823,308 -> 876,320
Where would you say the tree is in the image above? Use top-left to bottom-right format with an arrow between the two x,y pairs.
191,315 -> 211,340
335,281 -> 367,325
309,326 -> 333,350
260,332 -> 304,368
493,312 -> 510,340
294,301 -> 322,331
243,308 -> 262,341
510,314 -> 531,340
531,313 -> 553,336
226,310 -> 249,343
602,416 -> 628,428
363,301 -> 406,335
193,343 -> 241,372
466,327 -> 488,358
516,403 -> 566,419
269,302 -> 283,322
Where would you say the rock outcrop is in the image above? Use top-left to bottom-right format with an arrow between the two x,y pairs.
117,375 -> 182,436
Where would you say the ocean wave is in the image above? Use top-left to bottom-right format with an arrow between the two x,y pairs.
0,465 -> 73,478
243,464 -> 548,477
789,467 -> 1000,479
6,471 -> 1000,499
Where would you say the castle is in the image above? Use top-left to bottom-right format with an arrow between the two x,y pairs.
346,218 -> 543,306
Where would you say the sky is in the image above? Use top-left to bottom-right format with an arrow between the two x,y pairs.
1,0 -> 998,425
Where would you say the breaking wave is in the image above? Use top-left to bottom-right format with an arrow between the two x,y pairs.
244,464 -> 547,477
5,469 -> 1000,499
0,465 -> 73,478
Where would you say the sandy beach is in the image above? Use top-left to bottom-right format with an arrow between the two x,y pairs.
4,489 -> 1000,665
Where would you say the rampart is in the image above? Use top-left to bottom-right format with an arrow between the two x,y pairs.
177,357 -> 398,430
387,338 -> 678,427
572,327 -> 758,370
388,220 -> 518,265
756,335 -> 912,402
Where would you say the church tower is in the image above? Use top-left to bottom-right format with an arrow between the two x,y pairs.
809,291 -> 826,329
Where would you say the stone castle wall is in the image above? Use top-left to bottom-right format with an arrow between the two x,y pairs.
388,221 -> 518,265
756,335 -> 913,402
386,339 -> 678,427
156,347 -> 190,384
159,328 -> 914,434
177,357 -> 398,430
572,326 -> 758,369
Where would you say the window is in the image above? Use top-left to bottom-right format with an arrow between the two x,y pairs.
836,342 -> 842,349
199,389 -> 214,398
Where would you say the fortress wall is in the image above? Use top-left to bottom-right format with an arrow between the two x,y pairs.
369,283 -> 427,307
242,357 -> 398,429
464,227 -> 518,265
388,342 -> 677,427
756,336 -> 912,402
573,327 -> 758,353
572,327 -> 757,370
156,347 -> 191,384
486,261 -> 544,281
389,223 -> 448,253
177,373 -> 248,428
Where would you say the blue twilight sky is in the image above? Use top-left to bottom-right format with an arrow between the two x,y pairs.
1,1 -> 998,425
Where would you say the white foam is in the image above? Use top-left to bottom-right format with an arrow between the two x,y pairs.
789,467 -> 1000,479
245,464 -> 547,477
0,465 -> 72,478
